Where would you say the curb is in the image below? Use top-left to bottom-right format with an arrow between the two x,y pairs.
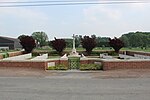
46,70 -> 103,73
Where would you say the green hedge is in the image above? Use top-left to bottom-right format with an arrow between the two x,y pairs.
2,53 -> 9,58
80,64 -> 103,70
48,64 -> 68,70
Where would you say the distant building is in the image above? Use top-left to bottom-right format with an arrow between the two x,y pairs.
0,36 -> 22,50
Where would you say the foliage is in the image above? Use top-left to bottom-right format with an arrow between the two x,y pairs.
81,36 -> 97,55
120,35 -> 129,47
96,37 -> 110,47
32,32 -> 49,47
65,38 -> 72,48
80,64 -> 102,70
18,34 -> 26,40
108,51 -> 119,56
109,37 -> 124,53
120,32 -> 150,48
2,53 -> 9,58
48,64 -> 68,70
75,35 -> 82,48
50,38 -> 66,55
19,36 -> 36,53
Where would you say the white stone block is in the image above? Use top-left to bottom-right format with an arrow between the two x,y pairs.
48,62 -> 55,67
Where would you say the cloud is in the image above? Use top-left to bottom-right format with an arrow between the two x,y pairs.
0,0 -> 50,37
129,3 -> 146,10
83,5 -> 122,22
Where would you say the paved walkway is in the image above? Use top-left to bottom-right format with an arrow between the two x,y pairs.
0,67 -> 150,78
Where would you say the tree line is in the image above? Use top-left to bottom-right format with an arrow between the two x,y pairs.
18,31 -> 150,49
120,31 -> 150,48
18,32 -> 124,55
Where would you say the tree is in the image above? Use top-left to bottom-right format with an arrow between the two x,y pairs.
120,35 -> 129,47
129,34 -> 143,47
19,36 -> 36,53
50,38 -> 66,55
96,37 -> 110,47
75,35 -> 82,47
109,37 -> 124,53
120,31 -> 150,48
18,34 -> 26,40
32,32 -> 48,47
81,36 -> 97,55
64,38 -> 72,48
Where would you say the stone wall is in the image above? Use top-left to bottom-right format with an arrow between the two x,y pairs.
102,60 -> 150,70
0,51 -> 24,59
126,51 -> 150,56
0,55 -> 3,59
8,51 -> 24,57
0,61 -> 47,70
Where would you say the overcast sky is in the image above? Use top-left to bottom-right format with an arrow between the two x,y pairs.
0,0 -> 150,40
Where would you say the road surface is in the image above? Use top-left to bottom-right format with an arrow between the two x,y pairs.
0,77 -> 150,100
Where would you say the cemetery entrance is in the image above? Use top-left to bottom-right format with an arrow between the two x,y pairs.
68,57 -> 80,70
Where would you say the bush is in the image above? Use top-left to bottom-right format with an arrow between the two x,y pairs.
48,64 -> 68,70
19,36 -> 36,53
2,53 -> 9,58
109,37 -> 124,53
80,64 -> 102,70
81,36 -> 97,55
108,51 -> 119,56
50,38 -> 66,55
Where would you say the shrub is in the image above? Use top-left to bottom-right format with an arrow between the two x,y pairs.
109,37 -> 124,53
50,38 -> 66,55
81,36 -> 97,55
2,53 -> 9,58
19,36 -> 36,53
48,64 -> 68,70
108,51 -> 119,56
80,64 -> 102,70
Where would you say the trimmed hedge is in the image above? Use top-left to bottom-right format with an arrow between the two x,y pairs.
48,64 -> 68,70
2,53 -> 9,58
80,64 -> 103,70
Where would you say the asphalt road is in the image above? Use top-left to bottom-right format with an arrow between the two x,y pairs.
0,77 -> 150,100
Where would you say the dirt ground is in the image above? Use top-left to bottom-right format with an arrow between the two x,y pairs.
0,67 -> 150,78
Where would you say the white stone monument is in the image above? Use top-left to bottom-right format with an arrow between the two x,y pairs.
69,34 -> 80,57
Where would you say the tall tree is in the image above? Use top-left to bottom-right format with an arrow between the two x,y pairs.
81,36 -> 97,55
32,32 -> 48,47
50,38 -> 66,55
75,35 -> 82,48
120,35 -> 129,47
18,34 -> 26,40
19,36 -> 36,53
129,34 -> 143,47
96,37 -> 110,47
109,37 -> 124,53
121,31 -> 150,48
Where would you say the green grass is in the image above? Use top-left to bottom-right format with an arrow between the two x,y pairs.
121,47 -> 150,52
34,47 -> 150,53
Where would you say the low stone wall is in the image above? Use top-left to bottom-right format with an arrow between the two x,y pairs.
126,51 -> 150,56
0,55 -> 3,59
0,61 -> 47,70
102,60 -> 150,70
8,51 -> 24,57
1,53 -> 150,71
0,51 -> 24,59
